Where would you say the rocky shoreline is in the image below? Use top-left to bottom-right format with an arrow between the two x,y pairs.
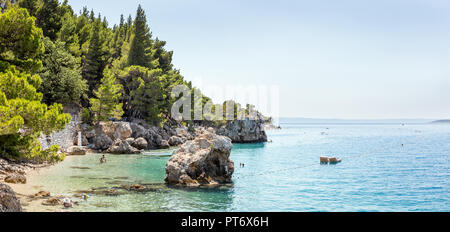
1,104 -> 270,212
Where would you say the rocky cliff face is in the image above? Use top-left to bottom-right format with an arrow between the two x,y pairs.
215,114 -> 267,143
77,120 -> 195,154
0,184 -> 22,212
165,128 -> 234,186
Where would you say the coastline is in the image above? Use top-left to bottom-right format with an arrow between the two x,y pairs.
1,157 -> 80,212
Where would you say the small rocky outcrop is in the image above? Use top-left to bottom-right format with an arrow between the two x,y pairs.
160,140 -> 170,149
216,116 -> 267,143
168,136 -> 183,146
4,173 -> 27,184
106,140 -> 140,154
113,122 -> 132,140
0,184 -> 22,212
66,146 -> 87,156
42,197 -> 62,206
79,120 -> 198,153
165,128 -> 234,186
34,191 -> 51,198
92,134 -> 113,150
133,137 -> 148,150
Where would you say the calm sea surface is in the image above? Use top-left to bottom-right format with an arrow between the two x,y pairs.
26,123 -> 450,211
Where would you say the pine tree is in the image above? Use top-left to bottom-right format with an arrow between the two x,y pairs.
18,0 -> 42,16
89,68 -> 124,122
38,37 -> 87,104
0,6 -> 44,73
35,0 -> 64,40
82,19 -> 110,96
127,5 -> 157,69
0,7 -> 70,162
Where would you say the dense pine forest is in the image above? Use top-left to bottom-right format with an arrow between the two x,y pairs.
0,0 -> 259,162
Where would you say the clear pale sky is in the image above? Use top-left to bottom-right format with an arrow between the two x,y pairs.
68,0 -> 450,119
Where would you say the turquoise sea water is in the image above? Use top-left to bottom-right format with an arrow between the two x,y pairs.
27,123 -> 450,212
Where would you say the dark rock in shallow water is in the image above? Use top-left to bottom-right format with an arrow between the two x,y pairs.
4,173 -> 27,184
70,166 -> 91,170
67,146 -> 87,155
0,184 -> 22,212
42,197 -> 62,206
34,191 -> 51,198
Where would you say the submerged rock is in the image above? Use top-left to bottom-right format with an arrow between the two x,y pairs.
67,146 -> 87,156
0,184 -> 22,212
42,197 -> 62,206
4,173 -> 27,184
165,129 -> 234,187
34,190 -> 51,198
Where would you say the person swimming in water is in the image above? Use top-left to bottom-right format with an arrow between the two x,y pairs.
100,155 -> 106,164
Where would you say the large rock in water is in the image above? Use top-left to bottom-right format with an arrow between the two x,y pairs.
107,140 -> 140,154
66,146 -> 87,155
92,134 -> 113,150
165,128 -> 234,186
0,184 -> 22,212
216,116 -> 267,143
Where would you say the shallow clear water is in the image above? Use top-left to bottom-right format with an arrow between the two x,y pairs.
26,123 -> 450,212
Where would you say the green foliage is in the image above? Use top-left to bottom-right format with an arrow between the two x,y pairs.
82,18 -> 110,95
0,67 -> 71,162
0,6 -> 44,73
127,4 -> 157,69
38,37 -> 87,104
18,0 -> 42,16
81,107 -> 93,124
118,65 -> 163,125
35,0 -> 65,40
89,68 -> 124,122
58,11 -> 80,56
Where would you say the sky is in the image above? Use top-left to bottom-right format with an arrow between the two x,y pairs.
68,0 -> 450,119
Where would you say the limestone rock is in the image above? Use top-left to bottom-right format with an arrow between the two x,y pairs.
113,122 -> 132,140
0,184 -> 22,212
165,130 -> 234,186
92,134 -> 113,151
34,191 -> 51,198
67,146 -> 87,156
4,173 -> 26,184
160,140 -> 170,149
106,140 -> 141,154
130,123 -> 147,139
216,115 -> 267,143
42,197 -> 62,206
168,136 -> 183,146
133,137 -> 148,150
